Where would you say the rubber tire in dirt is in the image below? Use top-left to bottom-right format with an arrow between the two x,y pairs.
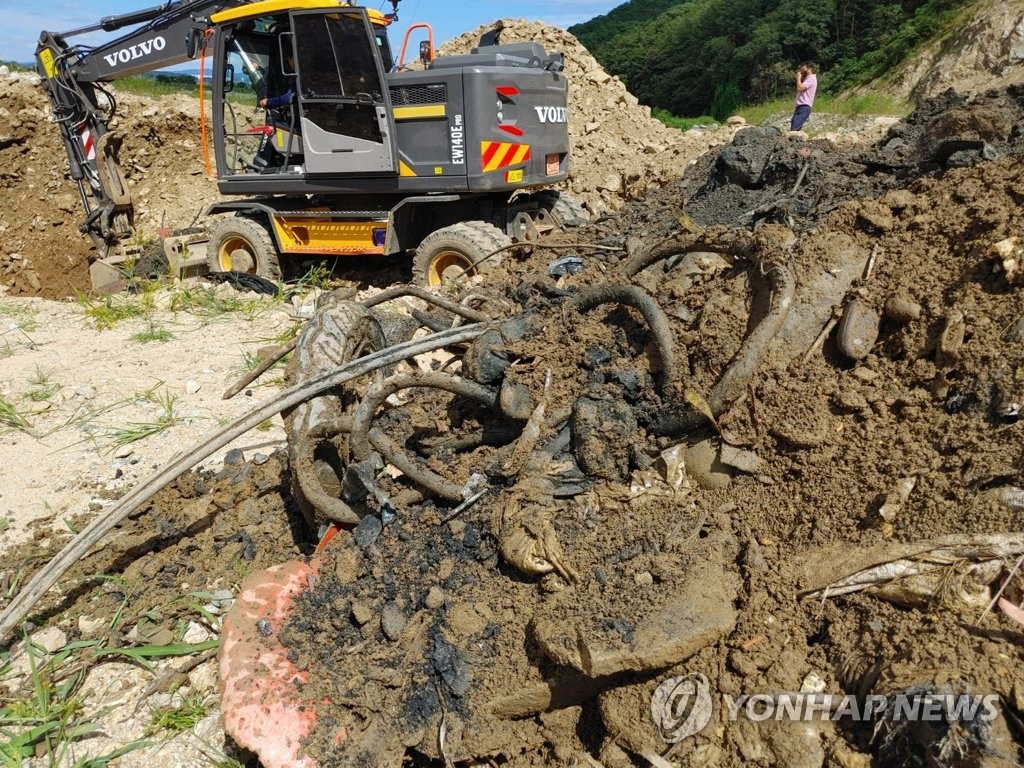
284,300 -> 388,530
531,190 -> 589,230
412,221 -> 512,287
207,215 -> 283,282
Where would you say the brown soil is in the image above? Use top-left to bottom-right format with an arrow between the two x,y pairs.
213,88 -> 1023,767
2,23 -> 1024,768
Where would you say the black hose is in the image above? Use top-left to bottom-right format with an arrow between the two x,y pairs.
621,234 -> 699,278
348,372 -> 498,498
569,284 -> 679,391
361,285 -> 490,323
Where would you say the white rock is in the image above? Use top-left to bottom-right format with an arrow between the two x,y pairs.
113,444 -> 134,459
185,380 -> 201,394
30,626 -> 67,654
182,620 -> 214,644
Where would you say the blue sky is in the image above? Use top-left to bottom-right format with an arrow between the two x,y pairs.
1,0 -> 622,64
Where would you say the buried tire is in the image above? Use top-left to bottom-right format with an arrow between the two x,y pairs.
412,221 -> 511,287
284,300 -> 388,530
206,215 -> 283,281
531,190 -> 589,230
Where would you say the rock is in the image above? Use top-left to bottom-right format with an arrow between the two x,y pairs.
719,444 -> 763,474
113,444 -> 134,459
425,586 -> 446,609
253,453 -> 269,465
1001,487 -> 1024,511
726,115 -> 747,127
182,620 -> 214,644
353,515 -> 383,549
73,384 -> 96,400
30,626 -> 67,653
185,379 -> 201,394
835,389 -> 869,412
0,65 -> 8,76
380,602 -> 407,641
351,602 -> 373,626
77,616 -> 107,636
856,201 -> 895,232
836,300 -> 880,360
633,571 -> 654,587
571,397 -> 637,482
223,448 -> 245,465
717,127 -> 777,187
685,439 -> 732,489
884,293 -> 923,322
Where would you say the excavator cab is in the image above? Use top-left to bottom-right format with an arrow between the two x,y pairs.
211,6 -> 398,183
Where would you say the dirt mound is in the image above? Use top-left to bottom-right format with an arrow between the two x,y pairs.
440,20 -> 739,216
0,72 -> 217,299
206,86 -> 1024,766
886,0 -> 1024,100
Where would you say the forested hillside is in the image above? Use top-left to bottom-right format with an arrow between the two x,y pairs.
569,0 -> 973,118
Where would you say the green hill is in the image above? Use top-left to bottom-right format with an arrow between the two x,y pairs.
569,0 -> 969,119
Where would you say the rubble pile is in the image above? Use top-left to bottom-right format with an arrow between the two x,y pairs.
2,18 -> 1024,768
215,87 -> 1024,767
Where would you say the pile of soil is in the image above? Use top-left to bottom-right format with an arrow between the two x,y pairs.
213,86 -> 1023,766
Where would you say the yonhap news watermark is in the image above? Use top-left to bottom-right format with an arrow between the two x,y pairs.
651,674 -> 999,743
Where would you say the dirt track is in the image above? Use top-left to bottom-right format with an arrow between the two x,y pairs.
1,20 -> 1023,768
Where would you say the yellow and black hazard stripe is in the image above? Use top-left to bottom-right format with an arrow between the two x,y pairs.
481,141 -> 530,173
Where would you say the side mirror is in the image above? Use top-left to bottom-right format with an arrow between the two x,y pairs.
224,62 -> 235,93
186,28 -> 204,59
419,40 -> 433,66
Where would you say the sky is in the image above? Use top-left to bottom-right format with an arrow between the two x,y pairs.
1,0 -> 622,65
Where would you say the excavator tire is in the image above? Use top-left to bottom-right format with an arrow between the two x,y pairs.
412,221 -> 512,287
207,215 -> 283,282
530,190 -> 589,230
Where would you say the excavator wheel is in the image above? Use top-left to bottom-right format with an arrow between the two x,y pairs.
412,221 -> 512,287
207,215 -> 283,282
531,190 -> 589,230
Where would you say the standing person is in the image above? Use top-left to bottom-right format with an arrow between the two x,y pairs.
791,62 -> 817,132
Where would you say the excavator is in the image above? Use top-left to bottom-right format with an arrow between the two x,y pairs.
36,0 -> 582,291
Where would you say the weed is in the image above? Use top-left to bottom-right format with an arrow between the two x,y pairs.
77,292 -> 153,330
0,303 -> 38,333
108,389 -> 179,448
0,632 -> 150,766
25,366 -> 60,402
169,284 -> 274,321
0,394 -> 31,434
145,694 -> 209,737
294,262 -> 336,292
130,322 -> 173,344
653,108 -> 717,131
256,419 -> 274,432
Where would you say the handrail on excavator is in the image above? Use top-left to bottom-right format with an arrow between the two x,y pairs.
396,22 -> 434,70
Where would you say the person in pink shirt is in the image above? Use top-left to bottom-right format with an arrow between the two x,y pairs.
791,62 -> 817,131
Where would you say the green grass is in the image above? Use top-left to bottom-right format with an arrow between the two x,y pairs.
130,322 -> 173,344
652,108 -> 718,131
108,387 -> 180,448
77,292 -> 154,330
169,283 -> 277,321
145,694 -> 209,737
734,92 -> 913,126
0,304 -> 38,333
25,367 -> 60,403
0,633 -> 151,767
0,394 -> 31,434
